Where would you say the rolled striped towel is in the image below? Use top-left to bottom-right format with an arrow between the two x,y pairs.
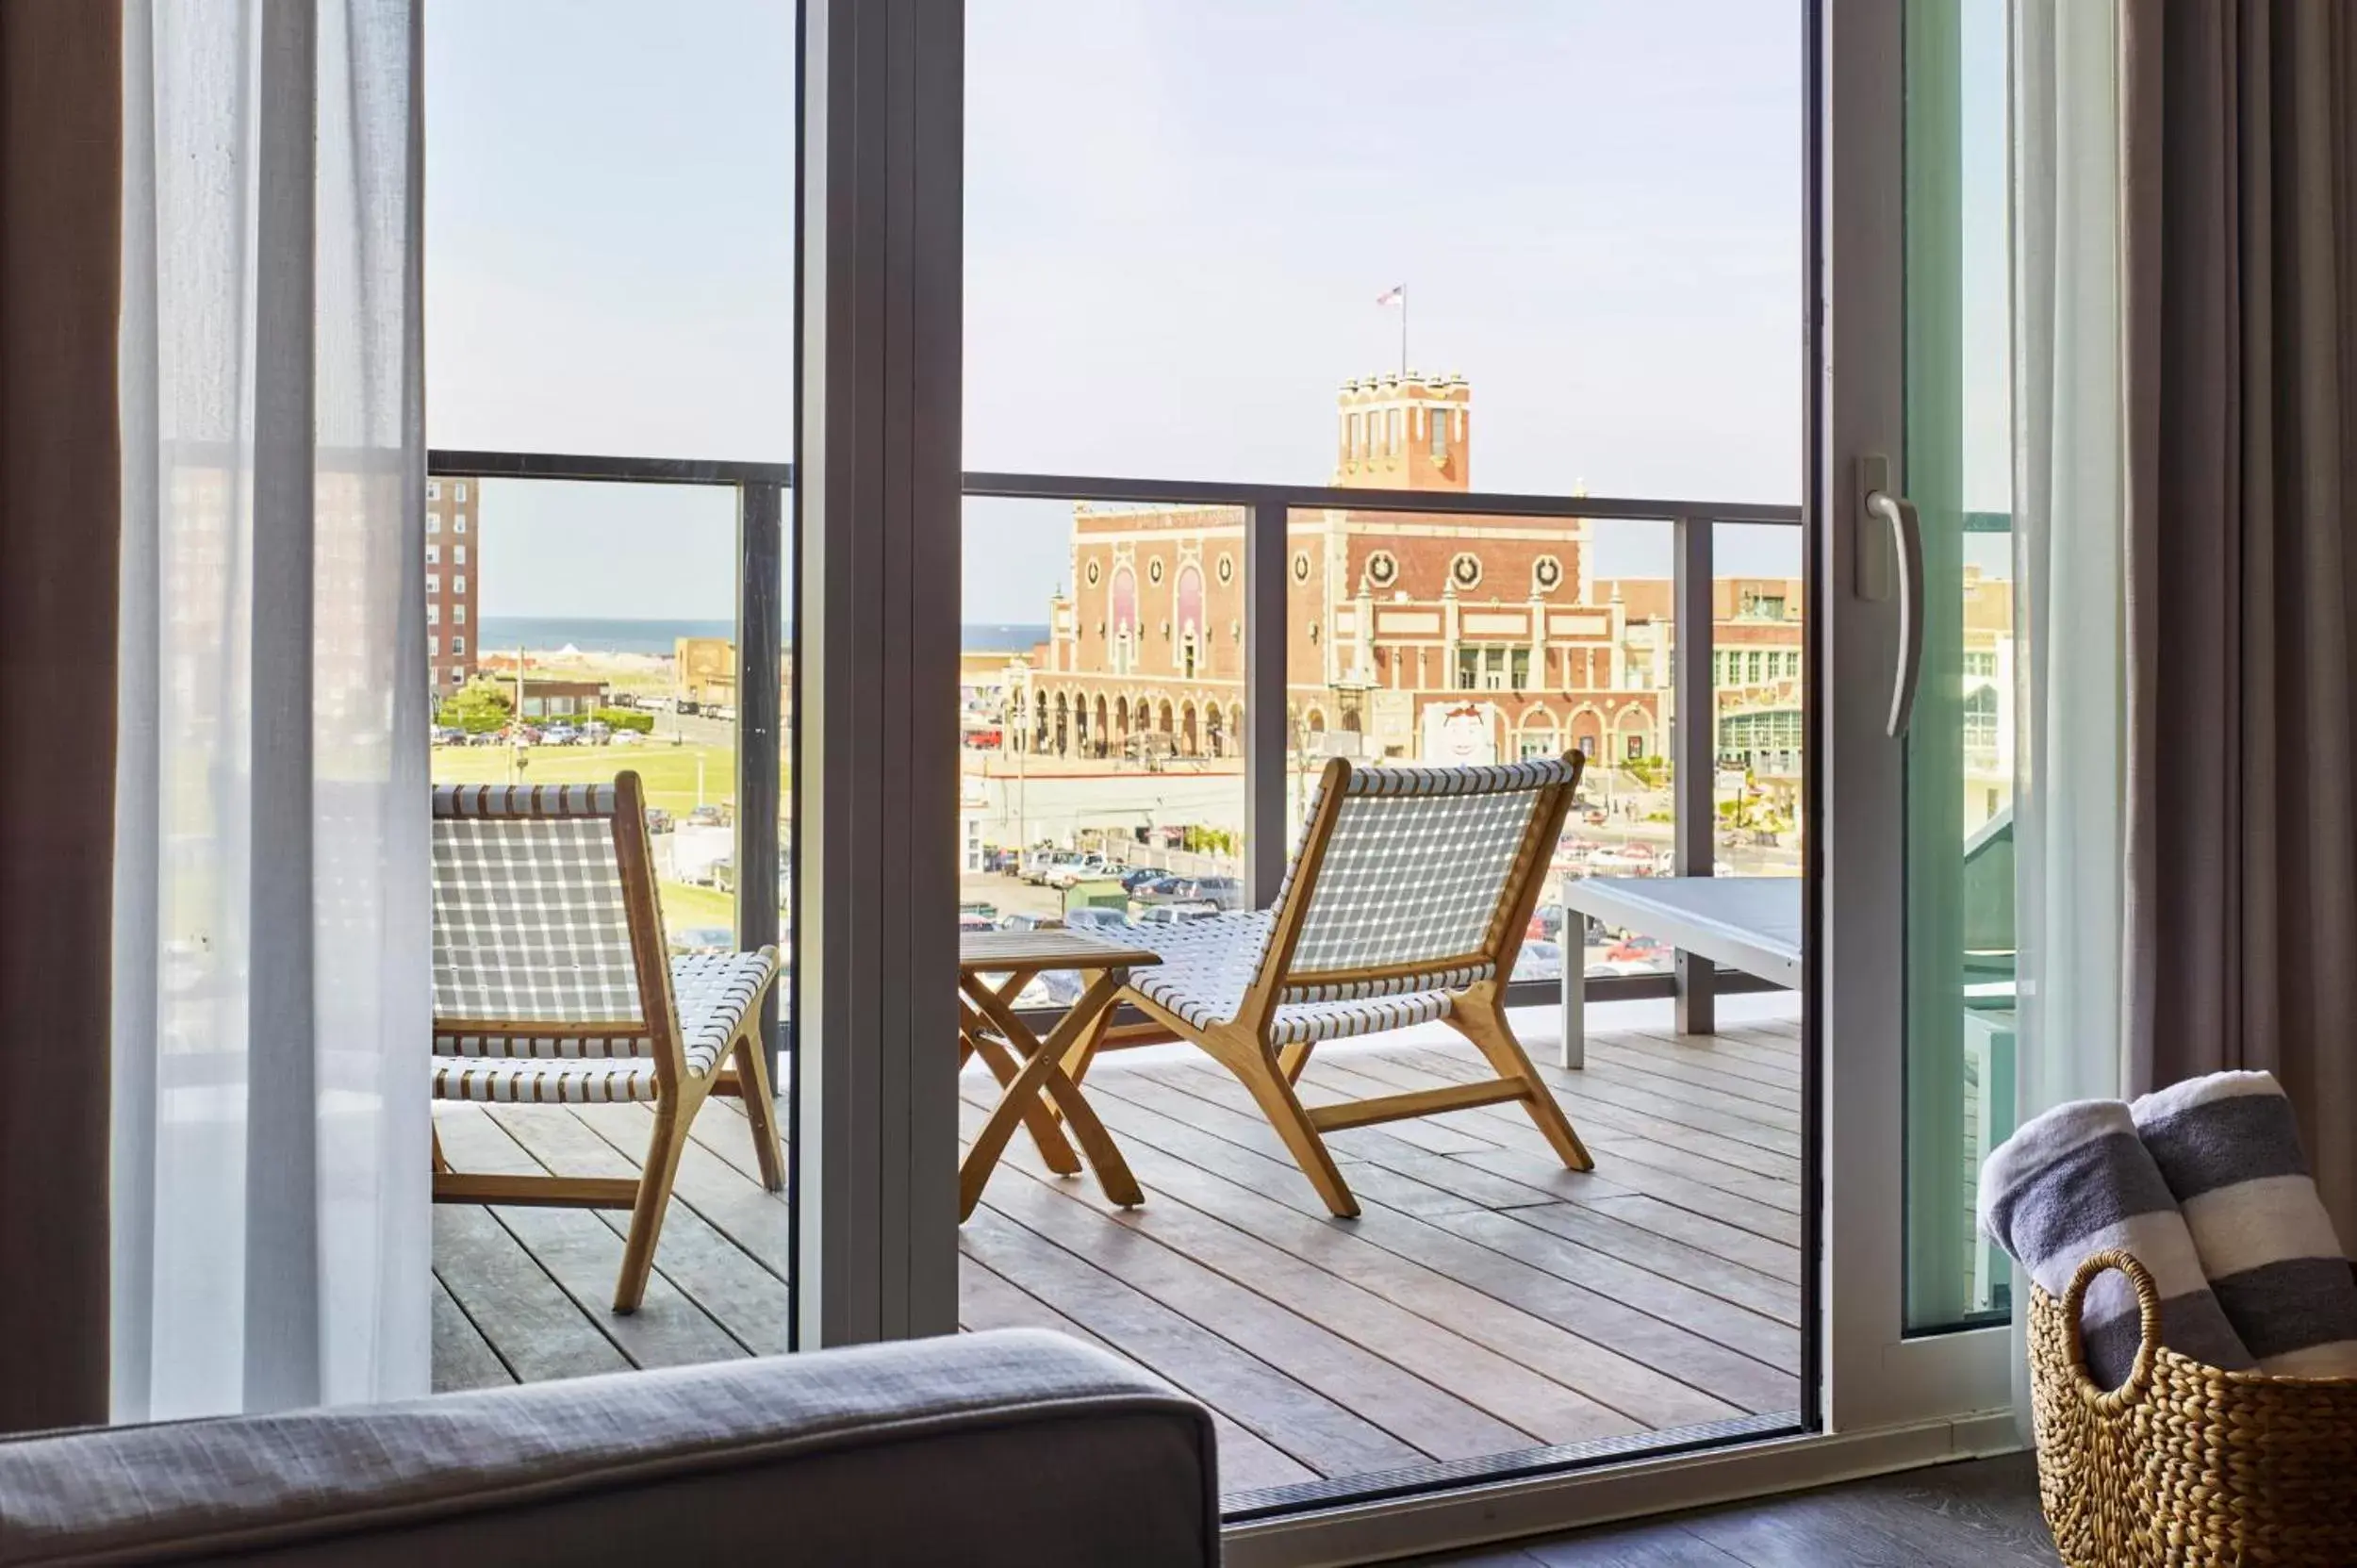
1977,1098 -> 2253,1387
2132,1071 -> 2357,1377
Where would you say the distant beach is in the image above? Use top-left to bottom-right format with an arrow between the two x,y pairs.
478,618 -> 1051,656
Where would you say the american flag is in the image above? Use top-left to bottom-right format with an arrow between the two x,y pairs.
1375,285 -> 1405,306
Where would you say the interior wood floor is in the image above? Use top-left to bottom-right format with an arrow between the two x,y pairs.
432,998 -> 1805,1510
1410,1453 -> 2058,1567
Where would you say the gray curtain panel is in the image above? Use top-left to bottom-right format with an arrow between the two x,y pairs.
2121,0 -> 2357,1246
0,0 -> 122,1432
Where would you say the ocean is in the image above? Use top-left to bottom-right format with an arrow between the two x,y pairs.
479,617 -> 1050,656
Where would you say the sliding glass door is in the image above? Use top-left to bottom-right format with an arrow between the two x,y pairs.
956,0 -> 1815,1519
1819,0 -> 2014,1428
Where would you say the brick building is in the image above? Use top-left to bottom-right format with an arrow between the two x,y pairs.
1014,371 -> 1821,774
674,635 -> 734,710
425,476 -> 479,698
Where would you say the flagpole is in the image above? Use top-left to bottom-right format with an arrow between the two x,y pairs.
1399,288 -> 1409,376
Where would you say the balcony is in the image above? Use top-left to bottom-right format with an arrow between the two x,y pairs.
432,992 -> 1803,1513
420,448 -> 1856,1509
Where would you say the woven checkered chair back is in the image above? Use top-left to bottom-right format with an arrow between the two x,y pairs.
431,783 -> 662,1041
1273,756 -> 1581,1002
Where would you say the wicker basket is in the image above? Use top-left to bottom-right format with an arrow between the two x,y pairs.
2029,1247 -> 2357,1566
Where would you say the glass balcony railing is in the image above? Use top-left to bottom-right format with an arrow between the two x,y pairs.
423,454 -> 792,1062
421,450 -> 1846,1019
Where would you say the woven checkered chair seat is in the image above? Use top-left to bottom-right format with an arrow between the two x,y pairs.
433,1054 -> 662,1105
1120,913 -> 1460,1046
671,950 -> 779,1078
1104,754 -> 1594,1221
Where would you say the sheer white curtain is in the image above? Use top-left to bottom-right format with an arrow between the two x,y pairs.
2007,0 -> 2129,1420
112,0 -> 428,1421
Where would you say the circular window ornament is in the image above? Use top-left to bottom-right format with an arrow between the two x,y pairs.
1216,552 -> 1234,585
1292,551 -> 1311,584
1365,551 -> 1399,589
1533,554 -> 1562,592
1148,557 -> 1165,585
1450,552 -> 1484,590
1084,558 -> 1101,586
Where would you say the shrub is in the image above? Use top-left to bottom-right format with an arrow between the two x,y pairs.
590,706 -> 655,734
439,678 -> 514,734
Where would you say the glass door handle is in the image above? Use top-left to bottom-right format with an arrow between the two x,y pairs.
1865,488 -> 1924,736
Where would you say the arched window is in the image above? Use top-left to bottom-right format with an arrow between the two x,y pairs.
1963,685 -> 2000,766
1513,705 -> 1559,762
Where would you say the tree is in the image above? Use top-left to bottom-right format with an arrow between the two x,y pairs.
439,677 -> 514,734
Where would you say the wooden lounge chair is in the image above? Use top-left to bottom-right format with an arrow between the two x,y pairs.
1109,753 -> 1593,1218
429,774 -> 783,1312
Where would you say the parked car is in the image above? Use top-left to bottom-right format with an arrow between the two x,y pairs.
643,806 -> 673,834
430,724 -> 465,746
1118,867 -> 1167,893
1135,901 -> 1218,926
687,804 -> 726,828
667,925 -> 734,956
958,908 -> 997,933
1526,902 -> 1565,942
1598,933 -> 1664,972
1061,907 -> 1130,933
998,911 -> 1060,933
1171,875 -> 1244,913
1510,939 -> 1565,982
1044,853 -> 1110,890
610,728 -> 644,747
1010,969 -> 1086,1010
541,724 -> 581,746
1024,850 -> 1083,886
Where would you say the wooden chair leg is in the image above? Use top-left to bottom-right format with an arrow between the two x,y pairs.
1276,1041 -> 1313,1085
1057,1003 -> 1116,1104
1211,1031 -> 1359,1219
1448,987 -> 1592,1173
614,1100 -> 692,1312
431,1119 -> 451,1175
731,1027 -> 786,1194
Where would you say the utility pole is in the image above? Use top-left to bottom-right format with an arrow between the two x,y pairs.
508,645 -> 527,785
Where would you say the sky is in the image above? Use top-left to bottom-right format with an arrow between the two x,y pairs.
424,0 -> 2007,624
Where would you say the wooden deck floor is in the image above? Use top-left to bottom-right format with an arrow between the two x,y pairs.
432,998 -> 1804,1509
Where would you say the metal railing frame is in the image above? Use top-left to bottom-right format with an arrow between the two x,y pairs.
424,448 -> 1808,1026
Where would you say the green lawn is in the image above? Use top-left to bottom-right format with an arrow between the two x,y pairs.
433,741 -> 776,942
657,878 -> 736,933
432,741 -> 738,817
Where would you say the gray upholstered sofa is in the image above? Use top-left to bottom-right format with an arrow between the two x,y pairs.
0,1329 -> 1219,1565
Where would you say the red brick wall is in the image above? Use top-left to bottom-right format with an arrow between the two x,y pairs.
426,476 -> 479,698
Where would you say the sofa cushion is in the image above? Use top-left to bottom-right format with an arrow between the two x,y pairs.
0,1330 -> 1218,1566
